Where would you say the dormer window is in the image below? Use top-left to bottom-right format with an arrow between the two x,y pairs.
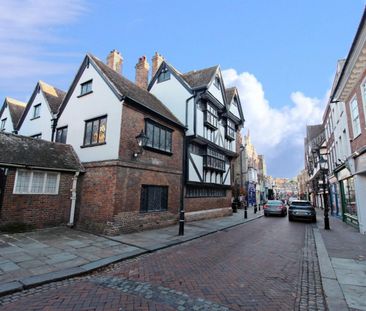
214,76 -> 221,90
158,68 -> 170,83
33,104 -> 41,119
80,80 -> 93,96
0,118 -> 6,131
204,103 -> 218,129
226,119 -> 235,140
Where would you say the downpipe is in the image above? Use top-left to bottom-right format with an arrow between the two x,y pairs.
68,171 -> 80,227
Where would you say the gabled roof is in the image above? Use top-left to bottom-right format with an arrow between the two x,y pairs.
225,87 -> 236,104
89,55 -> 183,127
1,97 -> 26,129
0,132 -> 84,172
58,54 -> 183,128
39,81 -> 66,114
17,81 -> 65,130
181,65 -> 219,89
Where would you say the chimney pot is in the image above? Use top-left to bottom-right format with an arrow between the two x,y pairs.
106,49 -> 123,74
151,52 -> 164,79
135,55 -> 150,89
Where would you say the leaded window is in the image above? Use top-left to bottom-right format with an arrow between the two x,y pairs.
140,185 -> 168,212
55,126 -> 68,144
204,148 -> 225,172
350,98 -> 361,137
145,120 -> 172,153
186,186 -> 226,198
205,103 -> 218,129
80,80 -> 93,96
226,119 -> 235,140
158,68 -> 170,83
14,170 -> 60,194
0,118 -> 6,131
83,116 -> 107,146
33,104 -> 41,119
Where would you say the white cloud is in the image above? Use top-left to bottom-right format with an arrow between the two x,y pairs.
222,69 -> 327,176
0,0 -> 86,98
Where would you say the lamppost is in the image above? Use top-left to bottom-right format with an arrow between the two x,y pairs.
239,144 -> 247,219
319,155 -> 330,230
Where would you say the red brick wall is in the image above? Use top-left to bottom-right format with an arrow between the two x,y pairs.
344,68 -> 366,153
0,168 -> 73,228
185,193 -> 231,213
76,164 -> 118,233
76,103 -> 184,235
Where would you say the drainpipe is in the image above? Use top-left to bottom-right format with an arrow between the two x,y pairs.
51,115 -> 57,142
68,171 -> 80,227
179,94 -> 195,236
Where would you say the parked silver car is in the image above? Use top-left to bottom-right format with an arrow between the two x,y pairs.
263,200 -> 287,217
288,200 -> 316,222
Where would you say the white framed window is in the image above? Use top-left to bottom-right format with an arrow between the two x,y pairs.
13,170 -> 60,194
350,97 -> 361,138
0,118 -> 6,131
33,104 -> 41,119
361,80 -> 366,122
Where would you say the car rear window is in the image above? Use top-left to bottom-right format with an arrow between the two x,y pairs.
291,201 -> 312,207
268,200 -> 282,205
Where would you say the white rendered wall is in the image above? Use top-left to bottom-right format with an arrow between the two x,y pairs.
18,92 -> 53,141
57,64 -> 122,162
150,74 -> 192,134
188,154 -> 203,182
229,102 -> 241,119
208,83 -> 224,106
224,164 -> 231,185
0,105 -> 14,133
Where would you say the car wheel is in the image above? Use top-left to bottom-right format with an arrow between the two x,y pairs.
264,213 -> 268,217
312,216 -> 317,223
289,215 -> 293,221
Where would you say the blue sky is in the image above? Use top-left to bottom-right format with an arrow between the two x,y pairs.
0,0 -> 365,177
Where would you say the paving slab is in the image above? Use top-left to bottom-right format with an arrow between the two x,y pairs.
0,207 -> 262,297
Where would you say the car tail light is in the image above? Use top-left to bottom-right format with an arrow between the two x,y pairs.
264,205 -> 268,209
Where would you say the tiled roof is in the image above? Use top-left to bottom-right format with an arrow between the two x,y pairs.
0,132 -> 84,172
225,87 -> 236,104
89,54 -> 183,127
5,97 -> 26,128
39,81 -> 66,114
181,66 -> 218,89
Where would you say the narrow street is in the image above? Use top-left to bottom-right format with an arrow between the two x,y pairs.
0,217 -> 326,311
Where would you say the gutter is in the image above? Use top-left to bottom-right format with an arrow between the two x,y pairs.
0,162 -> 83,173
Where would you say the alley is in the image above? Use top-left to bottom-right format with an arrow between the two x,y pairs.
0,217 -> 326,311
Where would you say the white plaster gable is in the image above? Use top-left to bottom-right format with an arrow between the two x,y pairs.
18,90 -> 53,140
57,61 -> 122,163
0,104 -> 14,133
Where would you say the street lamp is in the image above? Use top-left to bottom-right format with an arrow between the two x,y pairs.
133,130 -> 149,158
239,144 -> 247,219
319,155 -> 330,230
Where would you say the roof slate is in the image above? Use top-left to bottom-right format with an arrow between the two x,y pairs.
44,87 -> 66,114
5,98 -> 26,128
89,55 -> 183,127
225,87 -> 236,104
181,66 -> 218,89
0,132 -> 83,172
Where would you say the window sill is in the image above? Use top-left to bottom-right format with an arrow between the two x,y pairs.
30,116 -> 40,121
144,146 -> 173,156
77,90 -> 93,98
140,210 -> 168,214
80,142 -> 106,148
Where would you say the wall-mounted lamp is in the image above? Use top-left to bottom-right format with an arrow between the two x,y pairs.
133,130 -> 149,158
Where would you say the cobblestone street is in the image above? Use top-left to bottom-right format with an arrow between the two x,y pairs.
0,217 -> 326,310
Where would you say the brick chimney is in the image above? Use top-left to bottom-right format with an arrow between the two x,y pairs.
151,52 -> 164,79
106,50 -> 123,74
135,56 -> 150,89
